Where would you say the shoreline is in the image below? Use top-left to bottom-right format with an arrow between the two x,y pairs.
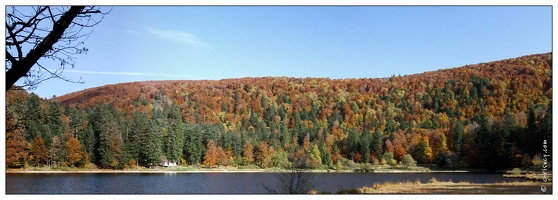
5,168 -> 480,174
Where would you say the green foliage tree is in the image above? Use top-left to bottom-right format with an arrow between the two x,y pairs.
454,120 -> 464,155
347,127 -> 360,161
184,123 -> 203,165
473,115 -> 498,169
91,107 -> 123,169
372,128 -> 384,159
164,104 -> 185,164
318,139 -> 332,167
415,137 -> 432,164
540,103 -> 552,155
308,144 -> 322,168
47,96 -> 64,138
360,131 -> 371,163
436,149 -> 448,167
271,150 -> 290,168
402,154 -> 416,168
142,118 -> 163,168
24,93 -> 46,142
382,152 -> 395,166
128,112 -> 148,165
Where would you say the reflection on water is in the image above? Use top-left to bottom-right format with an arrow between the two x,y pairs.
6,172 -> 527,194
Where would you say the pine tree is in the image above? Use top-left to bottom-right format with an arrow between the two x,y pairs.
319,140 -> 332,167
24,93 -> 45,142
540,103 -> 552,157
47,96 -> 64,139
164,104 -> 185,164
372,128 -> 384,159
184,123 -> 203,165
142,118 -> 163,168
454,120 -> 464,155
91,106 -> 122,169
130,111 -> 148,165
348,127 -> 360,161
360,131 -> 371,163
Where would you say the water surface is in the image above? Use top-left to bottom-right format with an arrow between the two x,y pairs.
6,172 -> 526,194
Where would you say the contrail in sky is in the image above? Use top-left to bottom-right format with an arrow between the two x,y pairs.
61,69 -> 194,78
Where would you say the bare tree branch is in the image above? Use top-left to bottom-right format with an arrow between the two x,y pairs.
5,6 -> 110,91
6,49 -> 17,64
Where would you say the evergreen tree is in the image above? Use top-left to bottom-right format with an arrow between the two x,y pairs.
47,96 -> 64,138
347,127 -> 360,161
130,111 -> 149,165
24,93 -> 44,142
91,106 -> 123,169
454,120 -> 464,155
164,104 -> 185,164
473,115 -> 498,170
318,138 -> 332,167
184,123 -> 203,165
360,131 -> 371,163
540,103 -> 552,156
81,125 -> 96,163
142,118 -> 163,168
372,128 -> 384,159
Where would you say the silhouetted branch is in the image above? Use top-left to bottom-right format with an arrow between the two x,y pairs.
5,6 -> 110,91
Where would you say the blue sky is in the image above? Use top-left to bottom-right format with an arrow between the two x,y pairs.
11,6 -> 552,98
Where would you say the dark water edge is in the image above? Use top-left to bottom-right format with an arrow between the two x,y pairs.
6,172 -> 532,194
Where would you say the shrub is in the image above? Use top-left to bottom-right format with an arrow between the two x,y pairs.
511,168 -> 521,175
382,152 -> 396,166
402,154 -> 416,168
532,154 -> 543,166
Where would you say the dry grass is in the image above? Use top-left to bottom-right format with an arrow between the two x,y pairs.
358,180 -> 552,194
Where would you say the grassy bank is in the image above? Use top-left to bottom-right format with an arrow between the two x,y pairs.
314,178 -> 553,194
6,165 -> 474,174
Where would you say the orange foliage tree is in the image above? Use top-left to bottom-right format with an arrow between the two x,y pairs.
256,141 -> 272,168
66,136 -> 83,166
203,139 -> 219,168
30,135 -> 48,167
242,141 -> 254,165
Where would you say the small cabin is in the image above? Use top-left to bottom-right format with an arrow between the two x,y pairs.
161,159 -> 178,167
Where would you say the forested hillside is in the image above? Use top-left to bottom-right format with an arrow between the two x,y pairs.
6,53 -> 552,171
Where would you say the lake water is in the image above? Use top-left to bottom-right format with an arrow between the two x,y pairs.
6,172 -> 529,194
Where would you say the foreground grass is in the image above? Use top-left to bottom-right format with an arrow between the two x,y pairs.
332,178 -> 553,194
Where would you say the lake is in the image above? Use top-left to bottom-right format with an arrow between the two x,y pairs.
6,172 -> 528,194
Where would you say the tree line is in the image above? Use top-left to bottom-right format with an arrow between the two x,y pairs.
6,53 -> 552,171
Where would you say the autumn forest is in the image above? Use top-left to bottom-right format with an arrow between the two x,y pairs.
5,53 -> 553,171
